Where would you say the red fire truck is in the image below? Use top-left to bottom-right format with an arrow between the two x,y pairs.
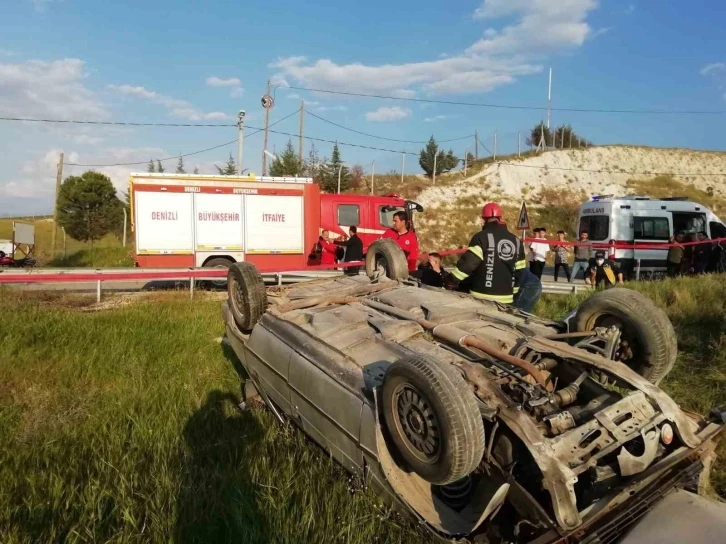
129,173 -> 423,273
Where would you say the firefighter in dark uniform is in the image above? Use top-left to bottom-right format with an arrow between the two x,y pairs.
445,202 -> 526,303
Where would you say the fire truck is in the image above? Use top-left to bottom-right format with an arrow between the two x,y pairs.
129,173 -> 423,273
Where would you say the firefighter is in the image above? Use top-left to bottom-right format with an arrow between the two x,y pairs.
382,211 -> 419,272
445,202 -> 526,304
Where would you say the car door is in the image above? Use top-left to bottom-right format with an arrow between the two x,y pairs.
288,351 -> 366,473
632,213 -> 671,273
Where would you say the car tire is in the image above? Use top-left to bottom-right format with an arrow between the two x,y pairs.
203,257 -> 234,289
365,239 -> 409,280
574,288 -> 677,384
227,262 -> 267,331
381,355 -> 485,485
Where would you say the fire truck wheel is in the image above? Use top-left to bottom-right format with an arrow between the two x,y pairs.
203,258 -> 234,289
365,239 -> 409,281
227,262 -> 268,331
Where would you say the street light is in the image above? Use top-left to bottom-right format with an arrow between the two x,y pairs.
337,162 -> 346,194
263,149 -> 278,162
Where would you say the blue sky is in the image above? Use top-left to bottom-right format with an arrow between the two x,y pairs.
2,0 -> 726,215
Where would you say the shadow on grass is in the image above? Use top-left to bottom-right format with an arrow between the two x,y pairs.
49,247 -> 134,268
175,390 -> 267,543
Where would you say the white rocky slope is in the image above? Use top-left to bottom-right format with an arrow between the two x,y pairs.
417,145 -> 726,209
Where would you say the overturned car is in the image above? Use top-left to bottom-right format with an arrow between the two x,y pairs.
221,240 -> 723,543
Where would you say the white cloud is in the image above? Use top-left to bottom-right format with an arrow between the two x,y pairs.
286,93 -> 301,99
625,4 -> 635,14
108,84 -> 232,121
424,115 -> 450,122
315,105 -> 348,112
206,76 -> 241,87
365,106 -> 411,122
589,27 -> 611,39
701,63 -> 726,77
29,0 -> 56,13
207,76 -> 244,98
0,49 -> 13,57
391,89 -> 416,99
0,58 -> 108,120
1,149 -> 78,199
271,2 -> 596,96
73,134 -> 106,145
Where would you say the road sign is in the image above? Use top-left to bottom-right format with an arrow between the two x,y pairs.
516,202 -> 530,230
261,94 -> 275,109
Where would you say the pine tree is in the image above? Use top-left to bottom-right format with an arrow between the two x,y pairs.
319,143 -> 349,193
418,136 -> 447,178
193,166 -> 200,175
269,139 -> 303,176
444,149 -> 459,172
465,151 -> 475,167
215,154 -> 237,175
157,160 -> 165,173
526,122 -> 552,149
176,156 -> 186,174
304,143 -> 322,179
147,159 -> 155,173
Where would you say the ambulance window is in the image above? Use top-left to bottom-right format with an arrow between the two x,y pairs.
379,206 -> 404,228
634,217 -> 670,240
578,216 -> 609,240
672,212 -> 706,235
337,204 -> 360,226
710,221 -> 726,239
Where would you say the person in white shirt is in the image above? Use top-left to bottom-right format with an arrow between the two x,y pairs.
528,228 -> 549,279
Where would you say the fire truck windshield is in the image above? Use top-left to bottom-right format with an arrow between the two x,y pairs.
379,206 -> 404,228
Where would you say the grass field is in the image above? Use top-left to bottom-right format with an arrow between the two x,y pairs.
0,217 -> 130,267
1,277 -> 724,542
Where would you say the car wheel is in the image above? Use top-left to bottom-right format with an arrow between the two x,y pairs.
365,239 -> 409,281
381,355 -> 485,485
203,257 -> 234,289
227,262 -> 267,331
573,288 -> 677,384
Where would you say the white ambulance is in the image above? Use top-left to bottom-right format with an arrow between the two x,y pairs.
576,195 -> 726,277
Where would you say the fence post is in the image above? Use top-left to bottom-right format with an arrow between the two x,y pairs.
636,259 -> 641,281
190,276 -> 194,299
96,280 -> 101,304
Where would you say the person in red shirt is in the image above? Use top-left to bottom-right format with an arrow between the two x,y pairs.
382,211 -> 419,272
318,230 -> 338,266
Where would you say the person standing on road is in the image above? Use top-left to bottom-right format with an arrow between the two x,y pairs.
445,202 -> 526,303
382,211 -> 419,272
318,230 -> 338,266
551,230 -> 572,282
666,233 -> 685,278
528,228 -> 548,279
570,231 -> 592,283
334,226 -> 364,275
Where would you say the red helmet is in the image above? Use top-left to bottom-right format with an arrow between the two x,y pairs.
482,202 -> 503,221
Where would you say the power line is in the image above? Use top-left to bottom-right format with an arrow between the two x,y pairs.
64,110 -> 301,167
259,126 -> 419,155
285,85 -> 726,115
306,110 -> 471,144
0,116 -> 235,127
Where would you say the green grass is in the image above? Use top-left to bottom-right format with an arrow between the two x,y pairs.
48,246 -> 135,268
0,217 -> 125,266
0,291 -> 429,544
535,274 -> 726,496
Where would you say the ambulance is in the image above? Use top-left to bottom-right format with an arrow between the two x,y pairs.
129,173 -> 423,274
576,195 -> 726,277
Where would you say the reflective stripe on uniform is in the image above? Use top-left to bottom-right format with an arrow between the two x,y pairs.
513,286 -> 520,294
467,245 -> 484,259
515,259 -> 526,270
470,291 -> 514,303
451,267 -> 469,281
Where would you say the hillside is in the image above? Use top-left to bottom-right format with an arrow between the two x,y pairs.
413,145 -> 726,252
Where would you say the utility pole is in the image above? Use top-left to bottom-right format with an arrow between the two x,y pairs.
370,160 -> 375,195
433,153 -> 437,186
464,148 -> 468,176
51,152 -> 64,256
474,130 -> 479,160
493,130 -> 497,161
237,110 -> 245,175
337,164 -> 343,194
517,130 -> 521,157
569,131 -> 573,149
299,100 -> 305,163
122,208 -> 127,247
401,152 -> 405,183
561,127 -> 565,150
546,67 -> 552,129
262,79 -> 271,176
